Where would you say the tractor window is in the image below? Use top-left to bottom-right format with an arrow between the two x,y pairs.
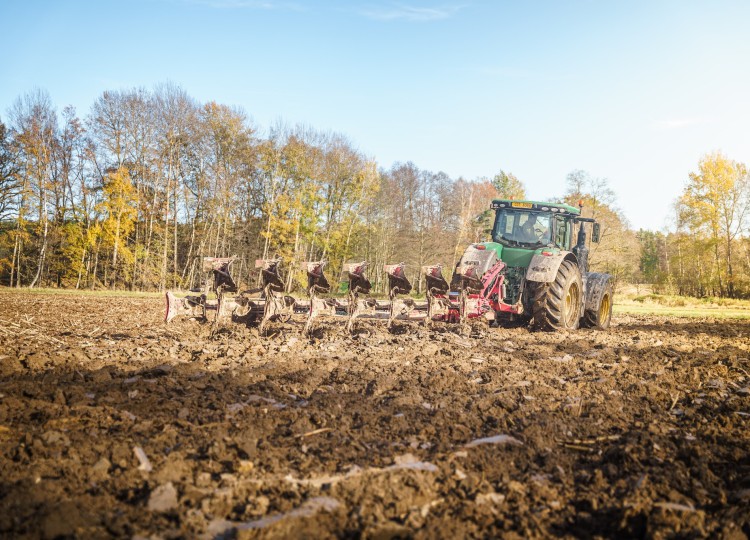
554,216 -> 569,249
492,210 -> 552,248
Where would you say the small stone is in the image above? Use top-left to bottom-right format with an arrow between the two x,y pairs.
91,457 -> 111,479
476,492 -> 505,505
238,460 -> 254,475
148,482 -> 178,512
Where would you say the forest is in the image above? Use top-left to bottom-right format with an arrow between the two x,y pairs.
1,85 -> 749,297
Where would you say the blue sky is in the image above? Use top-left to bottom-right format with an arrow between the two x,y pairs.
2,0 -> 749,231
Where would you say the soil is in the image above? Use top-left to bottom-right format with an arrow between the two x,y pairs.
1,289 -> 749,539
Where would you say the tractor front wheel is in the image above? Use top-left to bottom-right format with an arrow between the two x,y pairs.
582,280 -> 613,329
531,260 -> 582,331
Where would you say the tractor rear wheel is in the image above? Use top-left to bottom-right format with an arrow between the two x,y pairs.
531,260 -> 582,331
583,280 -> 613,329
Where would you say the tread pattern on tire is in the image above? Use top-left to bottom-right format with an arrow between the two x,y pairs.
582,281 -> 613,329
531,260 -> 581,331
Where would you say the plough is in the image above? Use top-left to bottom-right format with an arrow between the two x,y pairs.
164,255 -> 495,334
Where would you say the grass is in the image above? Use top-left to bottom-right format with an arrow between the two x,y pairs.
0,286 -> 163,298
613,303 -> 750,319
615,287 -> 750,319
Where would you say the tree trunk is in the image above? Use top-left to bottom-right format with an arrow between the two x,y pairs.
29,198 -> 49,288
727,235 -> 734,298
131,183 -> 141,291
160,157 -> 172,292
111,209 -> 122,288
173,178 -> 178,288
141,181 -> 159,290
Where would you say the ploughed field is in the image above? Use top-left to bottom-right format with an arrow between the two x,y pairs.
1,290 -> 749,539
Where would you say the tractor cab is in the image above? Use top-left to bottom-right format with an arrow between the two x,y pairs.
490,200 -> 585,252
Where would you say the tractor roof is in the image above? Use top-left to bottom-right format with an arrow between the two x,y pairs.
491,199 -> 581,215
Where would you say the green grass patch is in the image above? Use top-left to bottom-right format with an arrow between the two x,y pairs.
614,302 -> 750,319
612,288 -> 750,318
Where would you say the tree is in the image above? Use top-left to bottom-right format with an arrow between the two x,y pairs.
677,152 -> 750,297
492,170 -> 526,199
8,89 -> 58,288
0,120 -> 20,221
97,167 -> 138,287
564,170 -> 637,281
449,178 -> 498,268
636,229 -> 665,286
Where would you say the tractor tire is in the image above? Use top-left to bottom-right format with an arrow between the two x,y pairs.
531,260 -> 583,331
582,280 -> 613,329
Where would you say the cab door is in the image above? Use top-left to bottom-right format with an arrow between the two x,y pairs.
554,215 -> 570,250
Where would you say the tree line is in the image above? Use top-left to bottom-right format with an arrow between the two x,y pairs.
0,85 -> 747,297
637,153 -> 750,298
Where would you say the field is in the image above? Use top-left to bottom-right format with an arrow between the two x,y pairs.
1,289 -> 749,539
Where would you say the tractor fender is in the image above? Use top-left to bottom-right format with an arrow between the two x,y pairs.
584,272 -> 613,311
525,252 -> 577,284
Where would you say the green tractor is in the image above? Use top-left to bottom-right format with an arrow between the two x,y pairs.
429,199 -> 614,330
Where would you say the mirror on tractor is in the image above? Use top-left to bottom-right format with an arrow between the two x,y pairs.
592,223 -> 601,243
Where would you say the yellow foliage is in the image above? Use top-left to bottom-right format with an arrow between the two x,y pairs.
679,152 -> 748,238
96,167 -> 139,282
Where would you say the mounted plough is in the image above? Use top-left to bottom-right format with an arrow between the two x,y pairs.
166,257 -> 438,334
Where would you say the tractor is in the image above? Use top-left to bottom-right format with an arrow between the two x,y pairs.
444,199 -> 614,330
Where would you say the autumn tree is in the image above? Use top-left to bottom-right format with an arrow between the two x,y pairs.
8,89 -> 58,288
0,120 -> 20,221
564,170 -> 637,281
96,167 -> 138,287
449,178 -> 499,268
492,170 -> 526,199
676,152 -> 750,297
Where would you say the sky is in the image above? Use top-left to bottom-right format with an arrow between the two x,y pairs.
1,0 -> 749,231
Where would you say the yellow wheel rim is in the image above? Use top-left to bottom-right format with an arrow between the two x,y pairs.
600,293 -> 611,325
565,282 -> 580,327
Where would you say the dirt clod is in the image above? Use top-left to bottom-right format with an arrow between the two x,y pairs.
148,482 -> 179,513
